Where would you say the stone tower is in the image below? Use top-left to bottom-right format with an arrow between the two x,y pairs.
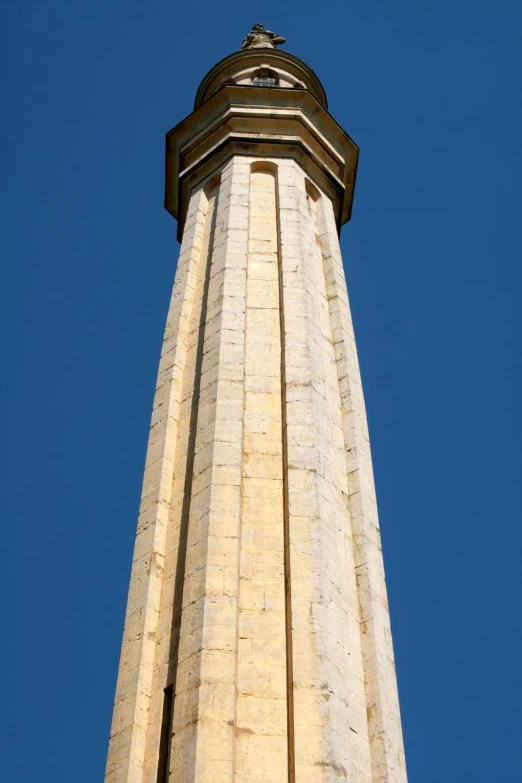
105,26 -> 408,783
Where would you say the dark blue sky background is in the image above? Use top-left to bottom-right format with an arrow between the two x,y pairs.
1,1 -> 521,780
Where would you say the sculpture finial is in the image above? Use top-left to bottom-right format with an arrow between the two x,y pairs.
241,23 -> 286,50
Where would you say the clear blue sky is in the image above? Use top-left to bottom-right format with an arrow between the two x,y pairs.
1,1 -> 521,780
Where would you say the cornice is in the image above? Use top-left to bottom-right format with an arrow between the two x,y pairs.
166,84 -> 358,240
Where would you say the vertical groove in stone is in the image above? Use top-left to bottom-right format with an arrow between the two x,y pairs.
232,165 -> 250,783
275,166 -> 295,783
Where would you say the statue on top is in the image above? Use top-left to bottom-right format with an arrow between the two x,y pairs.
241,23 -> 286,50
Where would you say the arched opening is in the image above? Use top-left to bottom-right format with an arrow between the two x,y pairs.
305,179 -> 322,245
203,172 -> 221,199
250,160 -> 278,175
305,178 -> 321,206
251,68 -> 279,87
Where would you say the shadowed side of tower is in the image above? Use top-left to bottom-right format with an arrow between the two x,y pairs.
105,26 -> 408,783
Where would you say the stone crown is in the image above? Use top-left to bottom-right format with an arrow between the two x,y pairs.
165,48 -> 359,240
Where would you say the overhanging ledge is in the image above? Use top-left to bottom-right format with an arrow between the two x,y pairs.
165,84 -> 358,239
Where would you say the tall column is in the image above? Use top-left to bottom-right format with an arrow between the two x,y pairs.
107,32 -> 408,783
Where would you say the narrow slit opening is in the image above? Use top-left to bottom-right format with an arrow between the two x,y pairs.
156,684 -> 173,783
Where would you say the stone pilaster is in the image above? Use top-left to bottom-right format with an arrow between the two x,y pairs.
318,191 -> 408,783
105,185 -> 211,782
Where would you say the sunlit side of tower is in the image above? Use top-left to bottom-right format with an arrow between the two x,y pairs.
105,25 -> 408,783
